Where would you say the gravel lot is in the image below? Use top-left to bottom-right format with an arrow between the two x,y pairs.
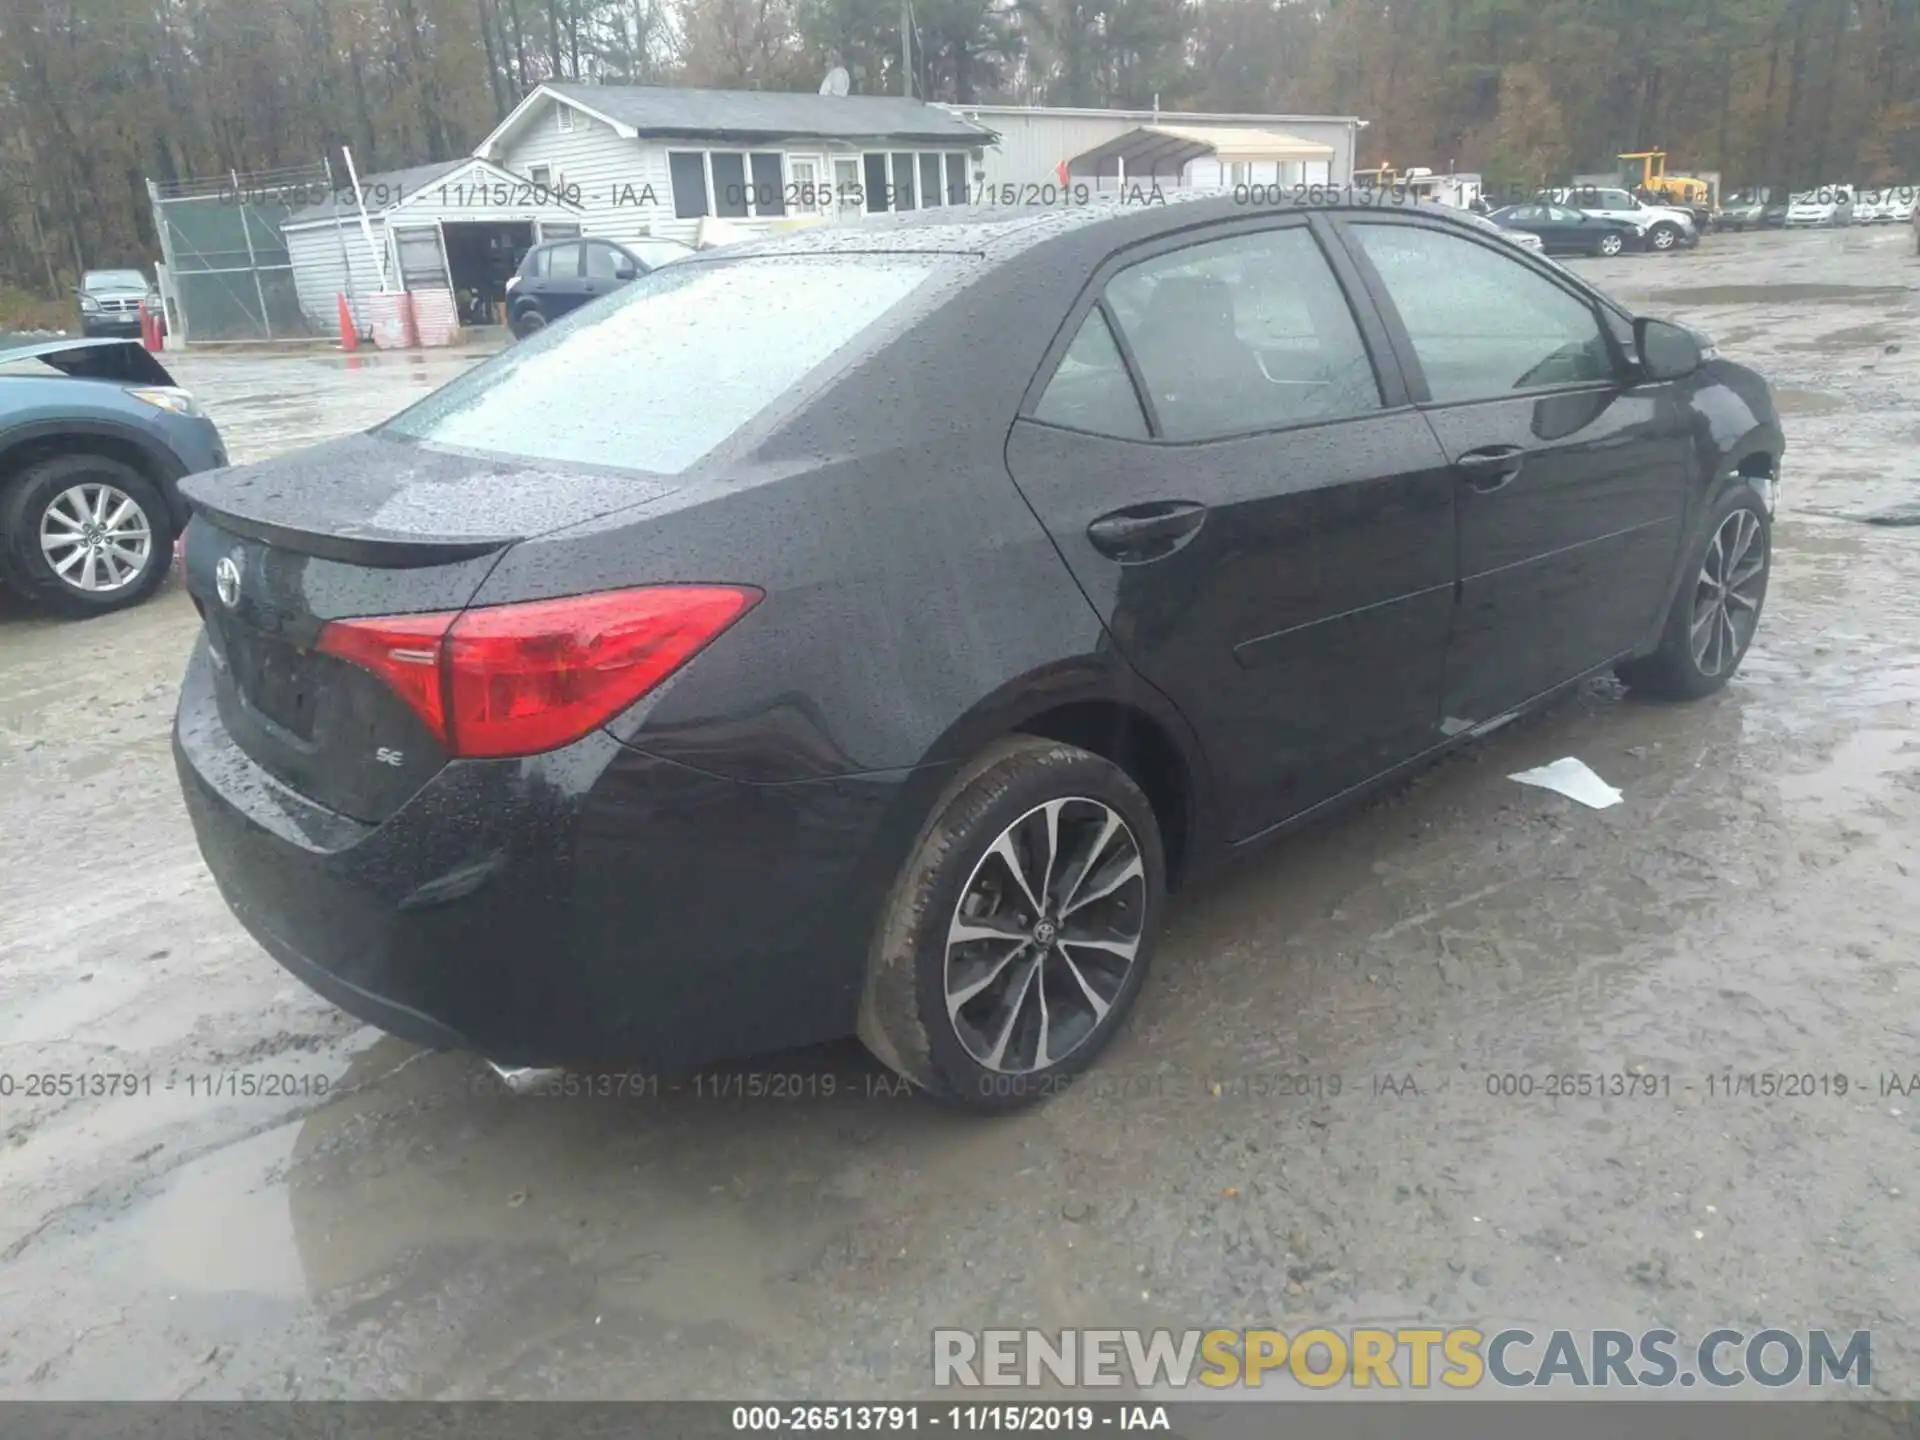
0,227 -> 1916,1400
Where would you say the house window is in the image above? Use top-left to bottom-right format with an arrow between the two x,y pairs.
861,151 -> 967,212
750,153 -> 786,216
710,153 -> 749,217
528,164 -> 552,189
557,103 -> 576,134
668,150 -> 788,220
669,151 -> 709,218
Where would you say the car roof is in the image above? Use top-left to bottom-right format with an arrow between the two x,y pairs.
694,190 -> 1491,265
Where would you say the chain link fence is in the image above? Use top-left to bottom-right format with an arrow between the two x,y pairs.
147,162 -> 331,343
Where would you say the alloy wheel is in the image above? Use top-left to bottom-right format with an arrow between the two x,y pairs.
38,483 -> 153,593
943,797 -> 1146,1075
1599,233 -> 1623,256
1690,508 -> 1766,677
1652,227 -> 1677,250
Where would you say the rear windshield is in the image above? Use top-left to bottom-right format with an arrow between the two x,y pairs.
381,253 -> 940,474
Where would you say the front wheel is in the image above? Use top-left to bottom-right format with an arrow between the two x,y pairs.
1595,231 -> 1626,257
1616,490 -> 1770,701
1,454 -> 172,617
857,737 -> 1166,1112
1649,223 -> 1680,251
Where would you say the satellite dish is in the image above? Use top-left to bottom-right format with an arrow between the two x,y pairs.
820,66 -> 851,96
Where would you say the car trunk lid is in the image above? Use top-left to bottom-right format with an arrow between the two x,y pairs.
0,335 -> 178,385
180,432 -> 679,822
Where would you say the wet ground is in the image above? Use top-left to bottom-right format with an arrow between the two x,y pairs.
0,228 -> 1916,1400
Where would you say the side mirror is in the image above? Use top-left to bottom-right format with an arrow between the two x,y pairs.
1634,317 -> 1703,380
614,263 -> 637,281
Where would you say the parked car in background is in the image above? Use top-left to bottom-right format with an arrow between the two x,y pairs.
1785,188 -> 1854,226
172,195 -> 1783,1110
0,336 -> 225,616
506,236 -> 695,338
77,269 -> 161,339
1487,201 -> 1644,256
1853,186 -> 1917,224
1548,187 -> 1699,251
1453,205 -> 1547,255
1716,196 -> 1770,230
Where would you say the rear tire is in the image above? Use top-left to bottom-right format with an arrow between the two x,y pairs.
1616,489 -> 1770,701
1,453 -> 172,617
857,737 -> 1166,1113
511,308 -> 547,339
1594,231 -> 1625,257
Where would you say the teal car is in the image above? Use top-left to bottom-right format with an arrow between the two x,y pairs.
0,335 -> 226,616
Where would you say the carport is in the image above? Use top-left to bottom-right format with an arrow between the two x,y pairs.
1066,123 -> 1336,185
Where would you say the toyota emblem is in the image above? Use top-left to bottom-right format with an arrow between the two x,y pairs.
215,555 -> 242,609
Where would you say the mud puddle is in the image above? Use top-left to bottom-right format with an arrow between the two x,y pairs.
1645,282 -> 1915,305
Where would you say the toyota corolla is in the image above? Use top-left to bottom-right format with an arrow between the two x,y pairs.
174,195 -> 1784,1110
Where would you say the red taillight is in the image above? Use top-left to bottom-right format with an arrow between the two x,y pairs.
316,585 -> 761,759
316,610 -> 456,741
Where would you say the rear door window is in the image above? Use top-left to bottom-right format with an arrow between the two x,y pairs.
1102,226 -> 1381,441
1033,309 -> 1148,438
543,242 -> 583,279
381,255 -> 942,475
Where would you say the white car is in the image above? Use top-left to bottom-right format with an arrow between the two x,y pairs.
1853,187 -> 1916,224
1785,188 -> 1854,226
1547,187 -> 1698,251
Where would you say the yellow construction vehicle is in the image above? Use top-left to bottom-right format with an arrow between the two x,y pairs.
1618,151 -> 1717,221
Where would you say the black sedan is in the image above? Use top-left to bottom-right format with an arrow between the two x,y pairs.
1487,201 -> 1646,255
505,235 -> 693,337
173,196 -> 1783,1110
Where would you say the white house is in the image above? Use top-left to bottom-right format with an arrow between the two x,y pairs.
473,83 -> 999,246
281,155 -> 587,336
279,86 -> 1372,337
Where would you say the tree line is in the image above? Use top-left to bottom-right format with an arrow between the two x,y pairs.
0,0 -> 1914,314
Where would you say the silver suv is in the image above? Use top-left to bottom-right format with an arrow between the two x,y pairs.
77,269 -> 159,339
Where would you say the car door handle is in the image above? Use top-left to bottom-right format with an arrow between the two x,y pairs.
1086,501 -> 1207,561
1455,445 -> 1526,492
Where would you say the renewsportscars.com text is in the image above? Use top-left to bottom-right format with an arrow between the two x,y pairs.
932,1327 -> 1872,1390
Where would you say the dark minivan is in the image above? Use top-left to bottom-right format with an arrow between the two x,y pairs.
175,196 -> 1784,1110
505,236 -> 694,337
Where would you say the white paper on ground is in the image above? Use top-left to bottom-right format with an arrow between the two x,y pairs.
1508,756 -> 1624,809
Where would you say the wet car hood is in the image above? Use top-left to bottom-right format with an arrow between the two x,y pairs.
178,431 -> 679,563
0,334 -> 176,385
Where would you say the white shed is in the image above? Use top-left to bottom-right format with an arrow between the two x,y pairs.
282,156 -> 587,336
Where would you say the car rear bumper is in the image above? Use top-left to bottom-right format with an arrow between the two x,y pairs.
173,636 -> 927,1068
